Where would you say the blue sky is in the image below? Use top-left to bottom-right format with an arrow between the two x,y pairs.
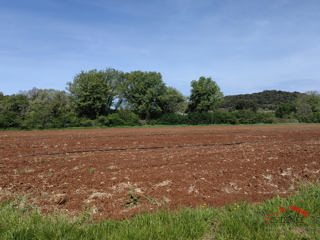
1,0 -> 319,97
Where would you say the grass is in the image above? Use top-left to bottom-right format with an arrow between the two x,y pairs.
0,200 -> 217,240
1,181 -> 320,239
1,122 -> 316,132
215,181 -> 320,239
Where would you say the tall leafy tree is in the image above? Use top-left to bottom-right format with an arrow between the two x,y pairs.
188,76 -> 224,112
0,93 -> 28,128
0,92 -> 4,101
0,110 -> 21,128
7,94 -> 29,118
120,71 -> 167,119
23,89 -> 75,128
305,91 -> 320,112
0,92 -> 4,114
161,87 -> 187,114
295,91 -> 320,117
66,68 -> 122,119
18,87 -> 39,99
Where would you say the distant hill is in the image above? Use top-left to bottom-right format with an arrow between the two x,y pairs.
219,90 -> 303,111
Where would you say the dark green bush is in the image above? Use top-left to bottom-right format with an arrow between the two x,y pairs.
118,109 -> 141,126
98,110 -> 141,127
208,111 -> 232,124
98,114 -> 124,127
309,112 -> 320,123
0,110 -> 21,128
221,112 -> 238,124
275,103 -> 296,118
187,112 -> 211,125
157,113 -> 188,125
79,118 -> 97,127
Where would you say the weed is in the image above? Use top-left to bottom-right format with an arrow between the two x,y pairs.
48,172 -> 54,177
126,188 -> 141,206
89,168 -> 95,173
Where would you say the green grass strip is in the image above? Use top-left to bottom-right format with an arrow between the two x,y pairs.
1,181 -> 320,239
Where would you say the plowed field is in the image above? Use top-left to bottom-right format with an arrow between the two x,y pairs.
1,124 -> 320,220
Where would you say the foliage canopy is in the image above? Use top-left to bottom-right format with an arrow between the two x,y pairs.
188,77 -> 224,112
120,71 -> 168,119
66,68 -> 122,119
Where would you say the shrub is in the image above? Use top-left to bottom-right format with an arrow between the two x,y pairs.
157,113 -> 188,125
119,110 -> 141,126
98,114 -> 124,127
187,112 -> 211,125
79,118 -> 97,127
0,110 -> 21,129
275,103 -> 296,118
309,112 -> 320,123
99,110 -> 141,127
232,110 -> 258,124
221,112 -> 238,124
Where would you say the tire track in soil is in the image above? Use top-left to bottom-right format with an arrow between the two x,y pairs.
20,137 -> 320,157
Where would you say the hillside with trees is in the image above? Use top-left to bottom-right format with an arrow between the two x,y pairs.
219,90 -> 303,111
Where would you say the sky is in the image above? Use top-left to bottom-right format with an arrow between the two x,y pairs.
1,0 -> 320,97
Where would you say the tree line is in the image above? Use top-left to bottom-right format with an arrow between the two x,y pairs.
0,68 -> 319,129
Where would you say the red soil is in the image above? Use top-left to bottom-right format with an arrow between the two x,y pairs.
1,124 -> 320,220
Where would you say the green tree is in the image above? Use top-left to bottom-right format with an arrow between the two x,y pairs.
120,71 -> 167,119
66,68 -> 122,119
295,91 -> 320,117
23,89 -> 75,129
305,91 -> 320,112
18,87 -> 39,99
234,100 -> 258,113
0,110 -> 21,128
0,92 -> 4,102
0,93 -> 29,128
275,103 -> 296,118
5,94 -> 29,118
188,77 -> 224,112
0,92 -> 6,115
161,87 -> 187,114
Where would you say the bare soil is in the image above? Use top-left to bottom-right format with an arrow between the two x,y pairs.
1,124 -> 320,220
